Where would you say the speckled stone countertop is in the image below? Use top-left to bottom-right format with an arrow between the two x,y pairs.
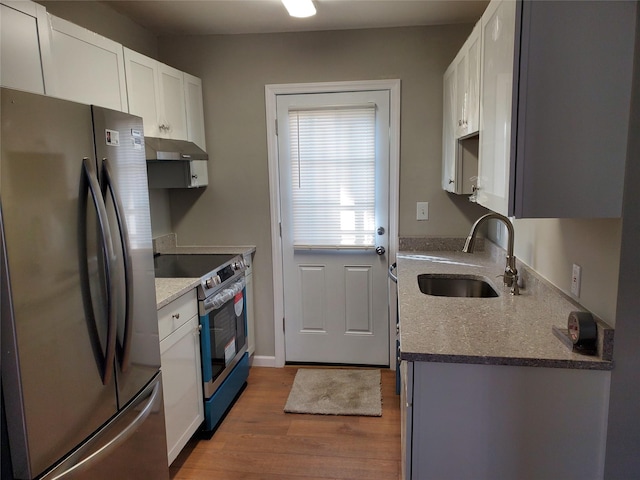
153,233 -> 256,309
397,245 -> 613,370
155,277 -> 201,309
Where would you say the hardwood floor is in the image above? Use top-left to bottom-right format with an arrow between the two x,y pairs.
170,366 -> 401,480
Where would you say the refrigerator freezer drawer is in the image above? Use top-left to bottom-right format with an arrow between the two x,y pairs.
40,373 -> 169,480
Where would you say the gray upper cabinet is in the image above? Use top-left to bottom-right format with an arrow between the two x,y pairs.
510,0 -> 636,218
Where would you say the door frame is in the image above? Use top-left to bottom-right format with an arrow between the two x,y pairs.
265,79 -> 401,368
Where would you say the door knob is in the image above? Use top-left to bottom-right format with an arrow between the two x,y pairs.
375,246 -> 385,255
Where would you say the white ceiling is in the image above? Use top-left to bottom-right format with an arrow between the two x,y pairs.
106,0 -> 488,36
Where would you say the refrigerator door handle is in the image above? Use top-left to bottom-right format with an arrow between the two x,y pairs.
42,379 -> 162,479
101,158 -> 134,372
78,158 -> 117,385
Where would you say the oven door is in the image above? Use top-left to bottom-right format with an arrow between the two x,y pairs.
200,279 -> 247,397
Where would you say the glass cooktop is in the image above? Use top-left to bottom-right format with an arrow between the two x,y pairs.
153,254 -> 236,278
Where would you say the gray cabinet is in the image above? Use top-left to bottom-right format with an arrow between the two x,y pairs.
510,0 -> 636,218
476,0 -> 636,218
402,360 -> 611,480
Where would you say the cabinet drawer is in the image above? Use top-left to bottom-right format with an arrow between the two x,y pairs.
158,289 -> 198,341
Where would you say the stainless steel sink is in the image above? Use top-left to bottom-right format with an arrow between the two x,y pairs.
417,274 -> 499,298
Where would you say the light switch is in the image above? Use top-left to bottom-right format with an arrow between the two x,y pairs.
417,202 -> 429,221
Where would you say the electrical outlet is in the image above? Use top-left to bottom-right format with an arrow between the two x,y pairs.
417,202 -> 428,221
571,264 -> 581,297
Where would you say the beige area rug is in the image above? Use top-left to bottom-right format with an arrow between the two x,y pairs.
284,369 -> 382,416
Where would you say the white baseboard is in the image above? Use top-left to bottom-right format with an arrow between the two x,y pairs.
250,355 -> 277,367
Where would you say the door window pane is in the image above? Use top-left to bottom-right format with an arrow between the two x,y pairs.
288,105 -> 376,247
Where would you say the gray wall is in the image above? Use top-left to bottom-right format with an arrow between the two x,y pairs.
156,26 -> 487,357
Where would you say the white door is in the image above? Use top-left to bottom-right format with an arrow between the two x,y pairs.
277,90 -> 390,365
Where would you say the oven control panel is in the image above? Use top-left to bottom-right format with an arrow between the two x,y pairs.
200,255 -> 247,300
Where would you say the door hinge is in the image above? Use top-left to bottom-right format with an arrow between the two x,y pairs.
275,118 -> 278,136
282,317 -> 286,332
279,222 -> 282,237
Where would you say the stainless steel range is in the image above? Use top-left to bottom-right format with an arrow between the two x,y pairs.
154,253 -> 249,435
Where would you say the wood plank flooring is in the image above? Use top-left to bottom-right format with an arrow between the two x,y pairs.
170,366 -> 401,480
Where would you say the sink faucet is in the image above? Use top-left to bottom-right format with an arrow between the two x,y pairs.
462,213 -> 520,295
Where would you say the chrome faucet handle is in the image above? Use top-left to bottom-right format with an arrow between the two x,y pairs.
510,274 -> 520,295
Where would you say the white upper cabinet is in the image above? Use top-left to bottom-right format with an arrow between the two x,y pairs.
122,48 -> 161,136
476,0 -> 516,216
442,21 -> 481,195
124,48 -> 189,141
158,63 -> 188,140
441,65 -> 457,192
455,22 -> 481,138
47,15 -> 128,111
184,72 -> 206,150
0,1 -> 52,95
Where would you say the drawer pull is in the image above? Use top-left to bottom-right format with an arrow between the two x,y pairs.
172,313 -> 180,320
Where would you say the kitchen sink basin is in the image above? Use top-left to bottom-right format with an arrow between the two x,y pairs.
417,274 -> 499,298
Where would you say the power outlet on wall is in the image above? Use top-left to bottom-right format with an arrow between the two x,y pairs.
571,264 -> 582,297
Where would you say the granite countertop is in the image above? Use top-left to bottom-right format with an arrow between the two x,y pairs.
155,277 -> 201,309
397,245 -> 613,370
153,233 -> 256,309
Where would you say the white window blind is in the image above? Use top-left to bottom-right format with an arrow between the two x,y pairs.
289,104 -> 376,248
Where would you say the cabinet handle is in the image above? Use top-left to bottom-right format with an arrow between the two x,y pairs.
449,179 -> 454,184
172,313 -> 180,320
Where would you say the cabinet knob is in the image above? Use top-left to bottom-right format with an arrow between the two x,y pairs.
172,313 -> 180,320
449,179 -> 454,184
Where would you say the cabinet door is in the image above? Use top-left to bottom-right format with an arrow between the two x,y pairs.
123,47 -> 161,137
512,0 -> 634,218
48,15 -> 128,111
454,52 -> 467,138
465,23 -> 481,134
442,64 -> 457,192
0,1 -> 51,94
400,361 -> 413,480
184,72 -> 207,150
189,160 -> 208,188
158,63 -> 187,140
477,0 -> 516,216
160,315 -> 204,465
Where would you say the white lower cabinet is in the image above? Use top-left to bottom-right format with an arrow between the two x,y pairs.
158,290 -> 203,465
402,360 -> 611,480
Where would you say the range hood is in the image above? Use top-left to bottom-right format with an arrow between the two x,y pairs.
145,137 -> 208,161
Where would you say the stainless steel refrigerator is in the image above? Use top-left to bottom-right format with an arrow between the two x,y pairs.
1,88 -> 170,479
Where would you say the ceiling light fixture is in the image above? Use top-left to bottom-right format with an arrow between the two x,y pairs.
282,0 -> 316,18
